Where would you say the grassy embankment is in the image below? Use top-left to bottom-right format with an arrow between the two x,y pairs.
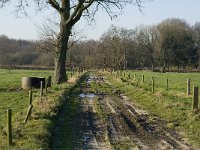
103,70 -> 200,148
0,69 -> 81,149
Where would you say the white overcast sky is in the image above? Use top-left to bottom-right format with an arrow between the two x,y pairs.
0,0 -> 200,40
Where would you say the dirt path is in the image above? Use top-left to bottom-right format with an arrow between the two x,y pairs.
51,73 -> 195,150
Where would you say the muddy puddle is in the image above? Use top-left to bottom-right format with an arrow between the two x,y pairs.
79,93 -> 96,98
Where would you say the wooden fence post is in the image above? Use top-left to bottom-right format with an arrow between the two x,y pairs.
192,86 -> 199,110
187,78 -> 190,96
24,105 -> 33,123
46,76 -> 52,88
7,109 -> 12,147
40,81 -> 44,101
142,75 -> 144,83
45,76 -> 51,93
29,90 -> 33,105
152,77 -> 154,93
166,78 -> 169,91
128,73 -> 130,79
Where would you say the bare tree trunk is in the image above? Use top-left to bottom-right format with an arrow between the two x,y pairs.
54,15 -> 71,84
151,63 -> 154,72
161,60 -> 166,73
151,56 -> 154,72
54,46 -> 67,84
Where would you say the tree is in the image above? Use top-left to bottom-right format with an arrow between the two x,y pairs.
193,22 -> 200,68
135,25 -> 157,71
0,0 -> 142,84
100,26 -> 124,70
156,18 -> 198,72
117,27 -> 135,70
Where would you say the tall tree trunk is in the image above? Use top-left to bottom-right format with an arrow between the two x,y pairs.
161,60 -> 166,73
54,16 -> 71,84
150,55 -> 154,72
151,63 -> 154,72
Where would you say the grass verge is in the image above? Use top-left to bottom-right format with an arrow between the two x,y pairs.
103,71 -> 200,148
0,69 -> 80,149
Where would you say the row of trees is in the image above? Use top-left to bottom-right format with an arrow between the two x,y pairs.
68,18 -> 200,72
1,18 -> 200,72
0,35 -> 54,68
1,0 -> 143,83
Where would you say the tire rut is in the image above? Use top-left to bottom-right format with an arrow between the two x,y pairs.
57,74 -> 195,150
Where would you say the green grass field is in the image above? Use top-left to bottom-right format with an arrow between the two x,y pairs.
0,69 -> 54,149
120,70 -> 200,93
0,69 -> 81,149
1,69 -> 200,148
105,70 -> 200,147
117,71 -> 200,104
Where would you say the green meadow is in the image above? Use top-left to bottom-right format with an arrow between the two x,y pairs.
1,69 -> 200,148
105,70 -> 200,147
0,69 -> 54,149
125,70 -> 200,94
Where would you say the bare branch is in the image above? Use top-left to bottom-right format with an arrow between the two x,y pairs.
70,0 -> 94,26
47,0 -> 62,12
14,0 -> 29,17
0,0 -> 10,8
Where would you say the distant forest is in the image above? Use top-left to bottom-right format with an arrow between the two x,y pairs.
1,18 -> 200,72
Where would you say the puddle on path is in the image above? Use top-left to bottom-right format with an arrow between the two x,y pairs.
79,93 -> 97,98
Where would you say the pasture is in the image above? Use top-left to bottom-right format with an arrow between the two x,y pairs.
0,69 -> 57,149
1,69 -> 200,148
105,70 -> 200,147
124,70 -> 200,94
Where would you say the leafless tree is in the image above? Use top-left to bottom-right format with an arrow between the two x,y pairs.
0,0 -> 142,83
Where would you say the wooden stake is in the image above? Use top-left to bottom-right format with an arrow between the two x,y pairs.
40,81 -> 44,101
192,86 -> 199,110
7,109 -> 12,147
24,105 -> 33,123
128,73 -> 130,79
166,78 -> 169,91
152,77 -> 155,93
187,78 -> 190,96
46,76 -> 52,88
142,75 -> 144,83
29,90 -> 33,105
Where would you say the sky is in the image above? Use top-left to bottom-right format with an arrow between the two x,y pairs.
0,0 -> 200,40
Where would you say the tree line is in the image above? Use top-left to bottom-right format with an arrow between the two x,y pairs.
68,18 -> 200,72
0,35 -> 54,68
1,18 -> 200,72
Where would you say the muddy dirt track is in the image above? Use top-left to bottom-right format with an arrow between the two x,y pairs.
52,73 -> 196,150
